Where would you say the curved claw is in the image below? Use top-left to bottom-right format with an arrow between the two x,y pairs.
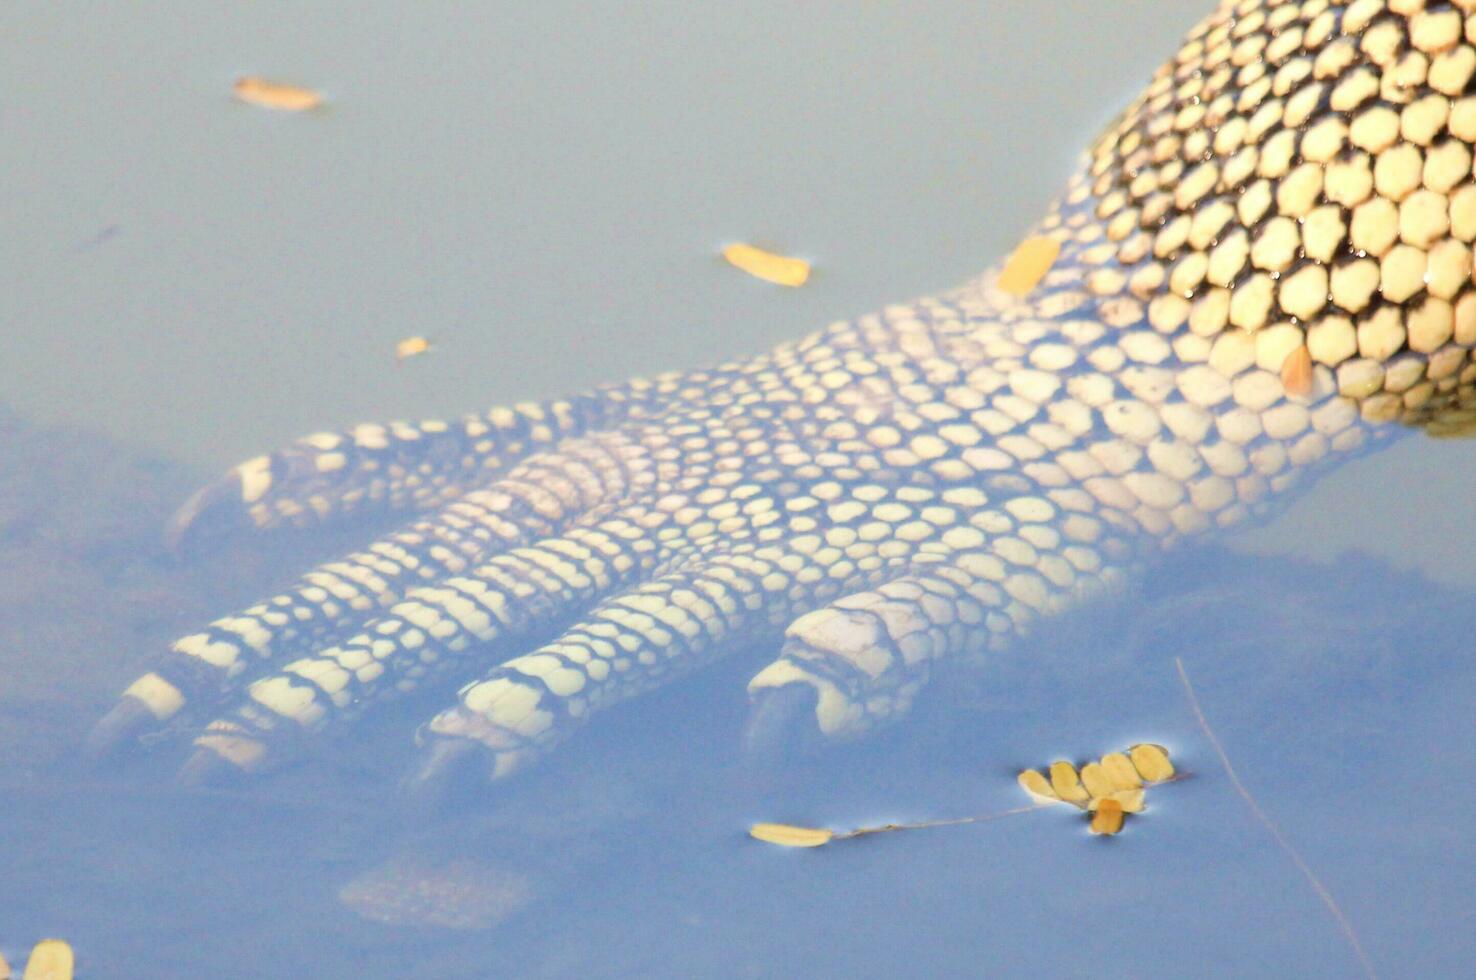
179,745 -> 245,787
402,738 -> 496,814
83,695 -> 158,764
742,682 -> 822,770
178,723 -> 270,786
164,470 -> 254,559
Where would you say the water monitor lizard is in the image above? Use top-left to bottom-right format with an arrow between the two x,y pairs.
88,0 -> 1476,791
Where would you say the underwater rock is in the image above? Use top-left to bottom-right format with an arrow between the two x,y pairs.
338,855 -> 533,930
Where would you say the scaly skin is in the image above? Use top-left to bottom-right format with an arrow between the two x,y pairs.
93,0 -> 1476,788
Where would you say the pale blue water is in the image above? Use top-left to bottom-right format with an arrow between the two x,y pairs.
1,2 -> 1473,977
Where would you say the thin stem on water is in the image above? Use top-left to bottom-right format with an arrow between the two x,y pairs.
1174,656 -> 1377,980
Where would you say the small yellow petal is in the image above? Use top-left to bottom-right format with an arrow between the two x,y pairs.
1099,752 -> 1143,791
1089,798 -> 1126,836
997,235 -> 1061,296
1049,760 -> 1091,806
749,823 -> 834,848
1107,788 -> 1146,814
1130,743 -> 1176,782
722,243 -> 811,287
233,76 -> 323,112
21,940 -> 74,980
1078,761 -> 1116,800
1,950 -> 10,980
1017,768 -> 1061,804
395,336 -> 434,361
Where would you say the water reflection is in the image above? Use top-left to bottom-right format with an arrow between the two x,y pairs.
0,408 -> 1471,976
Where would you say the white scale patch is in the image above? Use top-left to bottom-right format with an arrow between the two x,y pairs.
236,455 -> 273,504
175,633 -> 242,668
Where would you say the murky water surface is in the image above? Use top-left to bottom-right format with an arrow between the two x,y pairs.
2,3 -> 1473,977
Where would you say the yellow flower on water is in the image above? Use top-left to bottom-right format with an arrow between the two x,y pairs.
1017,743 -> 1177,834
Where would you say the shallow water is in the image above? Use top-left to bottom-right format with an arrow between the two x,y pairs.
2,2 -> 1474,977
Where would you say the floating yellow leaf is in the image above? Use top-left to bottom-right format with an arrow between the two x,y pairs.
1130,743 -> 1175,783
1089,798 -> 1126,836
996,235 -> 1061,296
722,243 -> 811,287
1048,760 -> 1091,805
1281,343 -> 1313,397
1017,768 -> 1060,805
21,940 -> 73,980
233,76 -> 323,112
749,822 -> 834,848
1,950 -> 9,980
395,336 -> 435,362
1099,752 -> 1143,792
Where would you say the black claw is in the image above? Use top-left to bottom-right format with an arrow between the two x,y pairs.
83,696 -> 157,764
742,683 -> 822,770
164,473 -> 251,559
401,739 -> 493,814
